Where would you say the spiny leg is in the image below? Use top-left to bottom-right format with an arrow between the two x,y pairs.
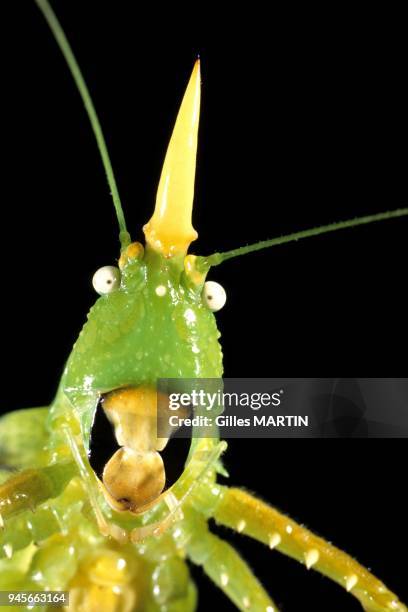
187,523 -> 279,612
211,487 -> 406,612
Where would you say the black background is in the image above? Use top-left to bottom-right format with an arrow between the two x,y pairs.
0,2 -> 407,610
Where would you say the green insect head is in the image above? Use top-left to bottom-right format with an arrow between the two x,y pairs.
61,62 -> 225,515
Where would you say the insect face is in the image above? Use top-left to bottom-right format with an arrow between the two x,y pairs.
62,245 -> 224,513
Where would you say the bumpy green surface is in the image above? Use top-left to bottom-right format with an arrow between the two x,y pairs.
61,248 -> 223,443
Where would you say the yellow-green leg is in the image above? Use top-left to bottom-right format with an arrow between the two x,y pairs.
187,523 -> 279,611
211,487 -> 406,612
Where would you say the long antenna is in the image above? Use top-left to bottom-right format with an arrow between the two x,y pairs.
207,208 -> 408,265
35,0 -> 130,248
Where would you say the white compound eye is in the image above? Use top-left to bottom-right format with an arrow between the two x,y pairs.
92,266 -> 121,295
202,281 -> 226,312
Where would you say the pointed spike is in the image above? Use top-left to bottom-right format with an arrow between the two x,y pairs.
3,543 -> 13,559
346,574 -> 358,592
268,532 -> 282,549
144,61 -> 200,257
304,548 -> 320,569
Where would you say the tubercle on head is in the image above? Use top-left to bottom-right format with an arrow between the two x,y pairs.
118,240 -> 210,295
118,241 -> 144,270
182,255 -> 209,288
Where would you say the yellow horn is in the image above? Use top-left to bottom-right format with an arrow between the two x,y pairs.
143,60 -> 200,257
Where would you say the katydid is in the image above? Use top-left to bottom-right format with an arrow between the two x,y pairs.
0,1 -> 406,610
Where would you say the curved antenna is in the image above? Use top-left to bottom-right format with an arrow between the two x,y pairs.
206,208 -> 408,265
35,0 -> 130,248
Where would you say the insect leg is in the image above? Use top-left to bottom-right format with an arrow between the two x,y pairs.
150,557 -> 197,611
0,461 -> 76,523
211,487 -> 407,612
187,524 -> 279,612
